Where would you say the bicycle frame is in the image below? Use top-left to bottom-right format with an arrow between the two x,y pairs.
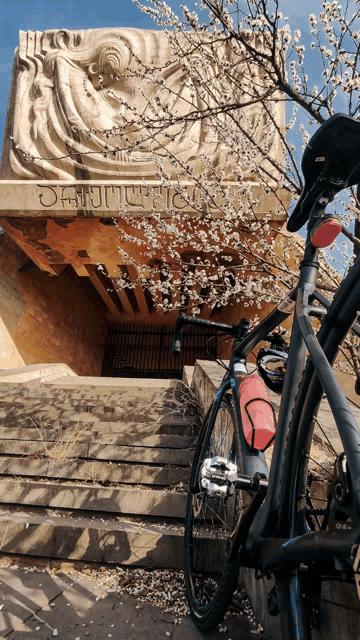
185,199 -> 360,638
230,217 -> 360,566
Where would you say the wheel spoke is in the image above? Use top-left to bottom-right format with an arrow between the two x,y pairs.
314,416 -> 339,456
184,395 -> 243,627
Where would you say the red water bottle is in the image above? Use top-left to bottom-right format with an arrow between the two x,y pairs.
239,376 -> 276,451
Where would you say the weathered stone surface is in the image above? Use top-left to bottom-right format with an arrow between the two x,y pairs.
0,566 -> 63,637
0,439 -> 89,458
0,180 -> 289,219
0,480 -> 187,516
0,454 -> 189,485
12,387 -> 170,402
182,365 -> 194,388
46,459 -> 189,485
43,376 -> 177,387
0,580 -> 174,640
191,359 -> 227,413
0,508 -> 186,568
0,438 -> 192,464
0,374 -> 193,576
0,455 -> 188,486
0,234 -> 109,375
0,398 -> 188,427
0,316 -> 25,369
0,457 -> 49,477
0,564 -> 259,640
0,407 -> 191,429
0,362 -> 77,383
2,28 -> 283,184
0,427 -> 193,448
87,443 -> 192,465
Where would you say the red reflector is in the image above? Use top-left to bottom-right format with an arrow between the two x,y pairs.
310,217 -> 342,248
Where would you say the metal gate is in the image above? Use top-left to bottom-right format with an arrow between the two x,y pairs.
101,323 -> 218,379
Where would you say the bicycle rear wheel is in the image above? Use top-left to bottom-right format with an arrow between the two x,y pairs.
278,272 -> 360,636
184,394 -> 243,631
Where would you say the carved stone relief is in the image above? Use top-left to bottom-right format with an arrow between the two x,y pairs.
1,29 -> 215,179
1,28 -> 282,181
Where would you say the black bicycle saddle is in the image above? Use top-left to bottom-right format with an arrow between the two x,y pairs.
287,113 -> 360,232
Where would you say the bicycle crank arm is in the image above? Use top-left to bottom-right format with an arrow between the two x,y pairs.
227,472 -> 268,563
235,474 -> 268,491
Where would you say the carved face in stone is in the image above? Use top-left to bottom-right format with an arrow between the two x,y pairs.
87,41 -> 132,90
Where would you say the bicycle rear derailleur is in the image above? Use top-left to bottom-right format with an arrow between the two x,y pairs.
328,452 -> 358,534
327,452 -> 360,589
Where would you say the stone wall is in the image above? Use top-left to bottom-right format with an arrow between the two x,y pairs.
0,233 -> 109,375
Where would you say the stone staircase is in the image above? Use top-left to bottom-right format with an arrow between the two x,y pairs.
0,370 -> 200,568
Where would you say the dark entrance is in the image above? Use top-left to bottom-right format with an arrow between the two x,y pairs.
101,323 -> 218,379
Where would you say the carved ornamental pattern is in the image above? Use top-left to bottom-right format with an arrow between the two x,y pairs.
2,28 -> 253,181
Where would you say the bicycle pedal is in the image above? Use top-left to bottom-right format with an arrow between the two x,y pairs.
200,456 -> 237,497
202,456 -> 238,481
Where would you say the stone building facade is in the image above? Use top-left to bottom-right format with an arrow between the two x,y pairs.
0,27 -> 290,376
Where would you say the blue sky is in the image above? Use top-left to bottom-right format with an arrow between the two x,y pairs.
0,0 -> 329,154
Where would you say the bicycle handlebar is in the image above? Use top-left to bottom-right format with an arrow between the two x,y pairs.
171,314 -> 238,356
171,313 -> 185,355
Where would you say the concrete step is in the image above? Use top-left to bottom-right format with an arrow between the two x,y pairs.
0,479 -> 187,517
0,410 -> 191,432
0,506 -> 187,568
0,369 -> 174,388
0,373 -> 198,569
0,380 -> 187,407
0,420 -> 193,440
0,379 -> 178,393
0,398 -> 188,422
0,439 -> 194,465
0,505 -> 223,569
40,376 -> 178,387
0,393 -> 174,412
0,456 -> 190,487
4,417 -> 193,434
0,427 -> 194,448
0,387 -> 174,400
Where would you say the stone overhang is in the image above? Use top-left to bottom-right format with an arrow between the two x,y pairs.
0,180 -> 288,219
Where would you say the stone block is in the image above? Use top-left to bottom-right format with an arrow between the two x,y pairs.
0,509 -> 186,568
0,480 -> 187,517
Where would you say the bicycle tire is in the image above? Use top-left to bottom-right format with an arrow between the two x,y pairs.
278,275 -> 360,636
184,394 -> 243,631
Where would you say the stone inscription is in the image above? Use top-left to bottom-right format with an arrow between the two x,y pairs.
36,184 -> 221,213
0,180 -> 289,219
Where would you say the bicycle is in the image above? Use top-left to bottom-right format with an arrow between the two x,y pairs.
171,113 -> 360,639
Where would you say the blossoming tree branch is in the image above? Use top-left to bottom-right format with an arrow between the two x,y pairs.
6,2 -> 360,331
